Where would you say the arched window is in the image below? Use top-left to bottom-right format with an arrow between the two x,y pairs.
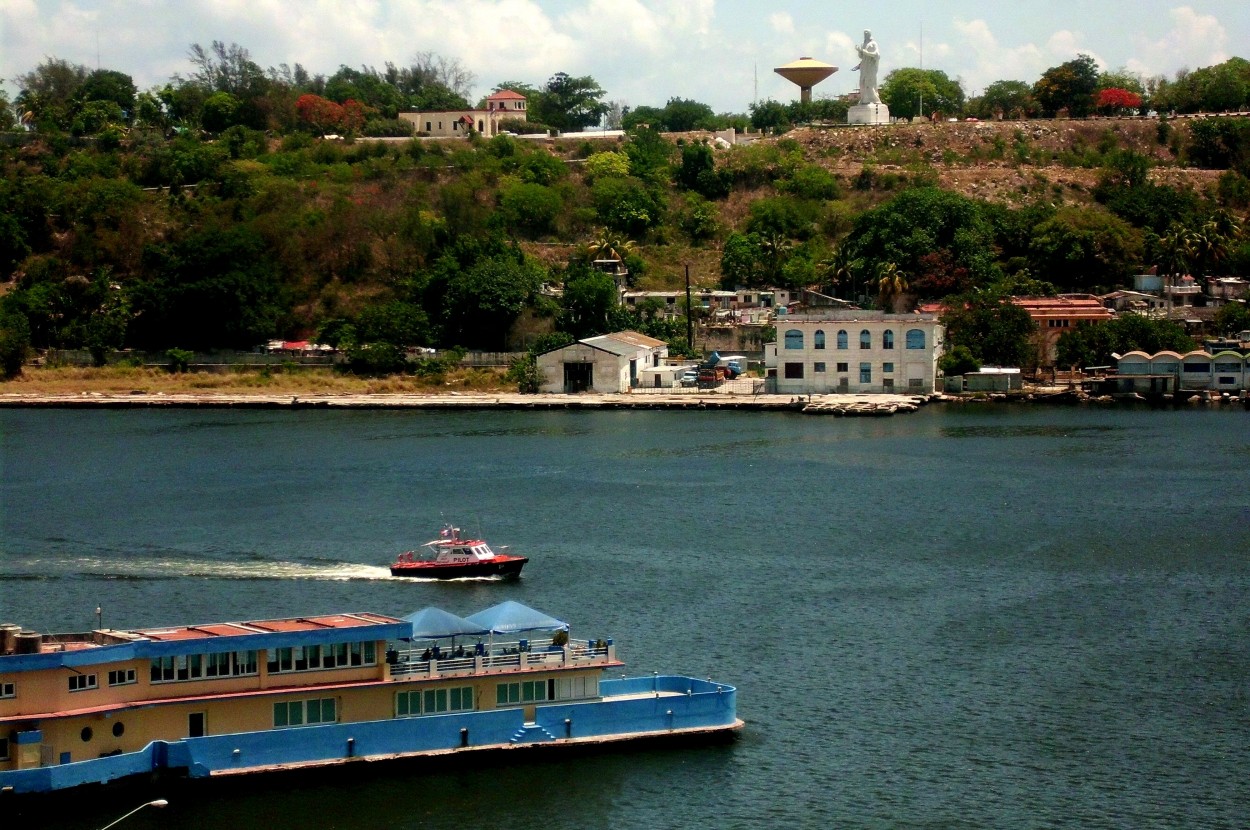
837,330 -> 848,349
882,330 -> 895,349
814,330 -> 826,350
859,330 -> 871,349
784,329 -> 804,350
906,329 -> 926,349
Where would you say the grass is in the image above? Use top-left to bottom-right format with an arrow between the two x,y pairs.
0,365 -> 515,396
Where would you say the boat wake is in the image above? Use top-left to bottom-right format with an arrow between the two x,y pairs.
6,556 -> 395,582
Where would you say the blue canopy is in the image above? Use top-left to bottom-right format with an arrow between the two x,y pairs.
465,601 -> 568,634
402,607 -> 489,640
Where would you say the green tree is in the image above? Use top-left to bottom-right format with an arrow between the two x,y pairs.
498,182 -> 563,237
939,344 -> 982,376
442,251 -> 545,349
971,80 -> 1038,119
842,187 -> 1000,291
78,69 -> 137,122
1214,302 -> 1250,335
657,97 -> 717,131
1055,314 -> 1193,367
881,68 -> 965,120
1027,207 -> 1144,292
942,294 -> 1037,368
560,266 -> 619,338
1034,54 -> 1100,117
748,99 -> 789,133
720,232 -> 762,288
533,72 -> 608,132
15,57 -> 90,131
0,308 -> 31,377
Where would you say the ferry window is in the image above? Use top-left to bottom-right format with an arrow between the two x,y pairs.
350,642 -> 363,666
859,330 -> 871,349
0,681 -> 14,698
497,682 -> 521,705
307,698 -> 335,724
364,641 -> 376,664
399,686 -> 472,715
906,329 -> 925,349
151,656 -> 174,682
294,646 -> 308,672
112,722 -> 125,737
68,673 -> 98,692
108,668 -> 136,686
333,643 -> 349,667
81,727 -> 93,742
306,645 -> 323,670
521,680 -> 547,703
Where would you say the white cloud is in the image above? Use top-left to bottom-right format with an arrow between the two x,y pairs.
770,12 -> 794,35
1129,5 -> 1228,76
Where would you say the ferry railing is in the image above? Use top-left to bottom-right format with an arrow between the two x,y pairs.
389,638 -> 611,679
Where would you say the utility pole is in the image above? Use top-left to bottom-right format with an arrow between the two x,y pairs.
685,264 -> 694,352
918,23 -> 924,120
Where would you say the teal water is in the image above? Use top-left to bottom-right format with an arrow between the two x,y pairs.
2,405 -> 1249,829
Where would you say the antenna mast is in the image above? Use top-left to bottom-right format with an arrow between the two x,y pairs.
918,23 -> 924,119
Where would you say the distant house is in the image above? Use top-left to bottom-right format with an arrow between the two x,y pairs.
764,311 -> 945,395
536,331 -> 668,393
1114,349 -> 1249,393
399,89 -> 527,139
1012,295 -> 1113,367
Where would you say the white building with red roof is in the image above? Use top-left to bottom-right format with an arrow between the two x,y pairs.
400,89 -> 528,139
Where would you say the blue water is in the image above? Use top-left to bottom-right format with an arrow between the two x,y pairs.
2,405 -> 1249,829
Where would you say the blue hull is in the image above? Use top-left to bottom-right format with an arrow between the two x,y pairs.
0,676 -> 739,796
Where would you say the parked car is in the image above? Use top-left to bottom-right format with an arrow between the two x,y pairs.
679,370 -> 699,387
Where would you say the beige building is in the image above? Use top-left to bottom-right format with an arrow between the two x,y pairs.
537,331 -> 669,393
400,90 -> 527,138
766,311 -> 945,394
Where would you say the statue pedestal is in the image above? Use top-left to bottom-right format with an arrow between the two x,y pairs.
848,103 -> 890,125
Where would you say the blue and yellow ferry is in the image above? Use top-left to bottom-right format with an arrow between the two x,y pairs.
0,601 -> 741,795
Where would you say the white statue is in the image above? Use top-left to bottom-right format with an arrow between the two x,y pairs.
853,30 -> 881,105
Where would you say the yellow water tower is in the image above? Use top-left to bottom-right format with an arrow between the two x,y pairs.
774,57 -> 838,104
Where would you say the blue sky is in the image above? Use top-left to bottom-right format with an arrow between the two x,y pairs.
1,1 -> 1244,112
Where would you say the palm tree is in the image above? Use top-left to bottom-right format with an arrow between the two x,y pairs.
586,228 -> 635,263
817,246 -> 855,298
876,261 -> 909,311
1155,223 -> 1194,317
758,231 -> 792,285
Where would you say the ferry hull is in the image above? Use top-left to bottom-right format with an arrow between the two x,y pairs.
0,676 -> 738,797
389,556 -> 528,579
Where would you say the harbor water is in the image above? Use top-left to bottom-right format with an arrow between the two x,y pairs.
2,404 -> 1249,829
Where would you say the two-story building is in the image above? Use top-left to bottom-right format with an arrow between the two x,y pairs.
1013,295 -> 1113,367
400,89 -> 527,139
766,311 -> 944,395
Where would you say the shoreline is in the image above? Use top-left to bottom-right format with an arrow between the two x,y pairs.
0,391 -> 937,415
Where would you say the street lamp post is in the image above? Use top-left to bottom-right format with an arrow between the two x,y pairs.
98,799 -> 168,830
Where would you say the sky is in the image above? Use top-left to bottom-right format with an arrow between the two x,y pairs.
1,1 -> 1244,113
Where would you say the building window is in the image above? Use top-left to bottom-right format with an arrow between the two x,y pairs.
1213,362 -> 1241,372
836,362 -> 848,372
882,330 -> 895,349
883,378 -> 895,390
108,668 -> 136,687
0,737 -> 8,760
274,698 -> 337,728
1183,363 -> 1211,373
860,363 -> 872,383
859,330 -> 871,349
152,649 -> 259,683
883,362 -> 894,373
0,681 -> 14,698
837,330 -> 848,349
425,121 -> 431,131
68,673 -> 98,692
497,680 -> 548,705
397,686 -> 474,716
1218,376 -> 1236,385
814,330 -> 826,349
267,641 -> 374,675
784,329 -> 804,350
906,329 -> 926,349
814,362 -> 826,373
784,362 -> 804,379
909,378 -> 924,388
1047,319 -> 1070,328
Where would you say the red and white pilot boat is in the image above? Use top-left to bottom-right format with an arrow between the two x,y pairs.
390,524 -> 528,579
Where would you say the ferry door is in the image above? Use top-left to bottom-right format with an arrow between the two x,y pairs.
188,712 -> 206,738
